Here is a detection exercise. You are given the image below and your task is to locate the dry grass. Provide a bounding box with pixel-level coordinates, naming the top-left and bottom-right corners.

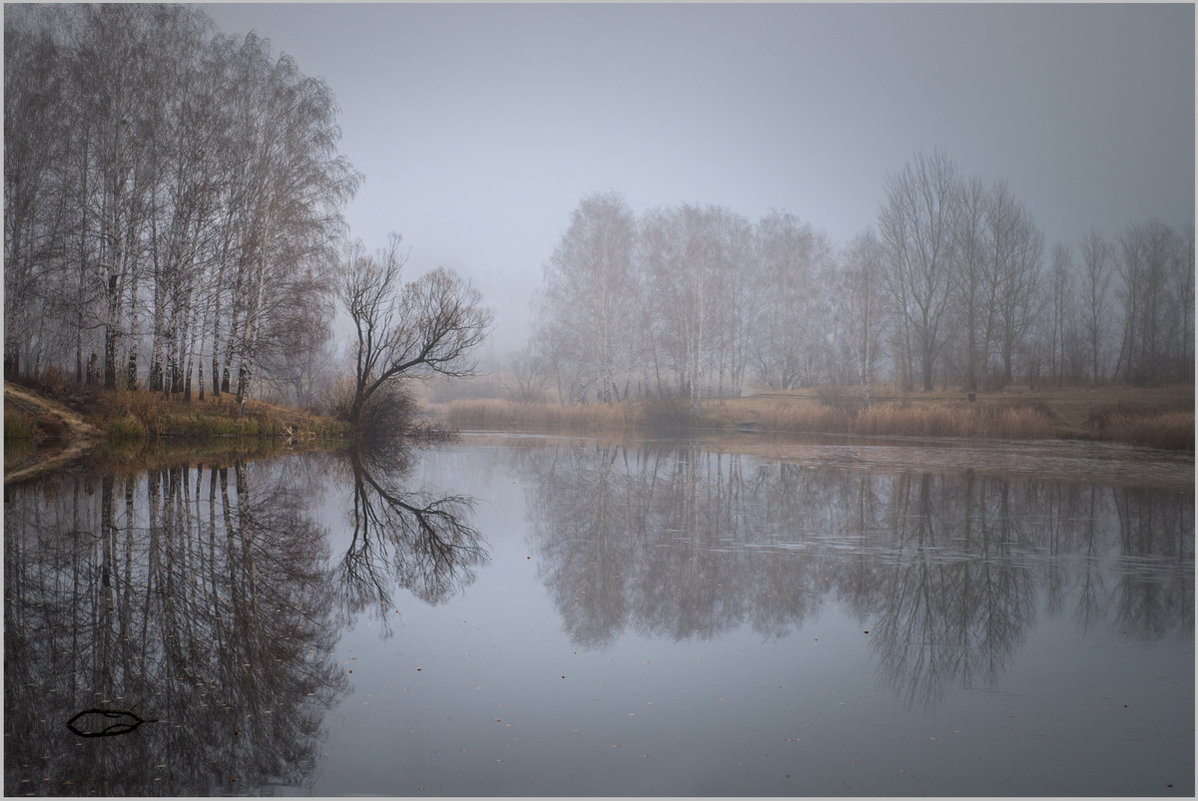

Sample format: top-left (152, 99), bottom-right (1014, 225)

top-left (441, 398), bottom-right (643, 431)
top-left (433, 383), bottom-right (1194, 451)
top-left (1092, 411), bottom-right (1194, 451)
top-left (84, 388), bottom-right (348, 440)
top-left (4, 407), bottom-right (37, 442)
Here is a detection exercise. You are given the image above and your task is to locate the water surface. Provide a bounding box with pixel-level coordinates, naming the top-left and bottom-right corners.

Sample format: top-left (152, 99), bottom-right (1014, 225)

top-left (4, 434), bottom-right (1193, 796)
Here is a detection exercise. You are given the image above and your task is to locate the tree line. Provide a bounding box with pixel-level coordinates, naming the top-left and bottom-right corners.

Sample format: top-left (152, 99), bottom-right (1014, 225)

top-left (525, 153), bottom-right (1193, 408)
top-left (4, 5), bottom-right (362, 411)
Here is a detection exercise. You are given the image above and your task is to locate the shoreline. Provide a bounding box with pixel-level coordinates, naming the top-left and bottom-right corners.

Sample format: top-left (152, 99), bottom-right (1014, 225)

top-left (5, 381), bottom-right (1194, 484)
top-left (436, 384), bottom-right (1195, 452)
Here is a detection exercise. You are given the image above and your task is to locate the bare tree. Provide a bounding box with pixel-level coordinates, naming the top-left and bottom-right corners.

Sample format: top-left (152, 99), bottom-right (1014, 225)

top-left (501, 344), bottom-right (550, 403)
top-left (1046, 243), bottom-right (1075, 385)
top-left (3, 11), bottom-right (70, 380)
top-left (228, 45), bottom-right (360, 413)
top-left (1173, 225), bottom-right (1195, 383)
top-left (1079, 229), bottom-right (1113, 383)
top-left (749, 211), bottom-right (833, 390)
top-left (638, 204), bottom-right (752, 410)
top-left (538, 191), bottom-right (638, 403)
top-left (339, 235), bottom-right (493, 431)
top-left (1114, 221), bottom-right (1177, 384)
top-left (835, 229), bottom-right (889, 405)
top-left (986, 180), bottom-right (1043, 386)
top-left (944, 175), bottom-right (992, 392)
top-left (878, 149), bottom-right (960, 391)
top-left (4, 6), bottom-right (357, 408)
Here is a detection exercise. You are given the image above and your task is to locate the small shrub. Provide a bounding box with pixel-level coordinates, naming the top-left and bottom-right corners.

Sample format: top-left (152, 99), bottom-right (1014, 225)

top-left (642, 396), bottom-right (693, 434)
top-left (105, 414), bottom-right (147, 441)
top-left (34, 413), bottom-right (69, 441)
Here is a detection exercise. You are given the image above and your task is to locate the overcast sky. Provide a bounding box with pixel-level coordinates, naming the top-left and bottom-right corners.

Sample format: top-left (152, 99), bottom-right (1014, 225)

top-left (200, 2), bottom-right (1195, 355)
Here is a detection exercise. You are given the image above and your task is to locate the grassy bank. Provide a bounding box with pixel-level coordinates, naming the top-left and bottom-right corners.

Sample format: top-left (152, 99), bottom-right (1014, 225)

top-left (86, 386), bottom-right (348, 441)
top-left (437, 383), bottom-right (1195, 451)
top-left (4, 380), bottom-right (350, 482)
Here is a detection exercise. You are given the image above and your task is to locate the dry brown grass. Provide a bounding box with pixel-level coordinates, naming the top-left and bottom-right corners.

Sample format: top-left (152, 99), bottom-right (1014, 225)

top-left (433, 383), bottom-right (1194, 450)
top-left (441, 398), bottom-right (643, 431)
top-left (86, 387), bottom-right (347, 440)
top-left (1092, 411), bottom-right (1194, 451)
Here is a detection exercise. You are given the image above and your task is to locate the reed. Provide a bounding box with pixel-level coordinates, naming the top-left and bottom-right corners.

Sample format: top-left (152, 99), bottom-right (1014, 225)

top-left (1095, 411), bottom-right (1194, 451)
top-left (442, 398), bottom-right (643, 431)
top-left (437, 394), bottom-right (1170, 446)
top-left (982, 407), bottom-right (1055, 440)
top-left (751, 403), bottom-right (854, 434)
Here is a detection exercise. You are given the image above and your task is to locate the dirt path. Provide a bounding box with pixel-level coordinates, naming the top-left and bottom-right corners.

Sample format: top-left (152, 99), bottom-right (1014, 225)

top-left (4, 382), bottom-right (104, 484)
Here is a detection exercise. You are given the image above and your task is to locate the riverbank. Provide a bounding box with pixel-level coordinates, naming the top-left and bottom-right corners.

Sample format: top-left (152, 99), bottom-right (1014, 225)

top-left (437, 383), bottom-right (1195, 451)
top-left (6, 381), bottom-right (1192, 485)
top-left (4, 380), bottom-right (348, 483)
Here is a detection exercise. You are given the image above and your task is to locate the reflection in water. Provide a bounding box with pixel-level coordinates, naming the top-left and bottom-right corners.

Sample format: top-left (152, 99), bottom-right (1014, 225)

top-left (3, 444), bottom-right (486, 795)
top-left (337, 445), bottom-right (489, 618)
top-left (4, 438), bottom-right (1190, 794)
top-left (524, 441), bottom-right (1194, 708)
top-left (4, 459), bottom-right (343, 795)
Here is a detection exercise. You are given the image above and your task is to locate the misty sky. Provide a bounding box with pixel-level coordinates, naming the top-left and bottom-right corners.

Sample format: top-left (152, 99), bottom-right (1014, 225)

top-left (200, 2), bottom-right (1195, 355)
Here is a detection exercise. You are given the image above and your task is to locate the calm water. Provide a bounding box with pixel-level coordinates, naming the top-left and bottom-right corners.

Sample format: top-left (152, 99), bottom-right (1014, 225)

top-left (4, 434), bottom-right (1193, 796)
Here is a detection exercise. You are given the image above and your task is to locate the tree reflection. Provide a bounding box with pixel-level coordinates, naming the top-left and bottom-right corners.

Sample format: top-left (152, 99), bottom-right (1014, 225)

top-left (522, 441), bottom-right (1194, 707)
top-left (4, 458), bottom-right (343, 795)
top-left (1112, 486), bottom-right (1195, 637)
top-left (871, 471), bottom-right (1036, 709)
top-left (337, 443), bottom-right (488, 618)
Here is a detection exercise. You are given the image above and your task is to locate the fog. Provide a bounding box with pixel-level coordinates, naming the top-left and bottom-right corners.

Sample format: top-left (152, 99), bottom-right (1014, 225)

top-left (201, 3), bottom-right (1195, 355)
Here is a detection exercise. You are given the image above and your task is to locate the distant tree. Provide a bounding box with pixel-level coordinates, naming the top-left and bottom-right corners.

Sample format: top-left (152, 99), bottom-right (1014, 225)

top-left (878, 149), bottom-right (960, 391)
top-left (339, 235), bottom-right (493, 432)
top-left (1045, 243), bottom-right (1075, 385)
top-left (1173, 225), bottom-right (1195, 382)
top-left (501, 344), bottom-right (550, 403)
top-left (538, 191), bottom-right (638, 403)
top-left (639, 204), bottom-right (752, 410)
top-left (835, 229), bottom-right (888, 404)
top-left (1079, 229), bottom-right (1113, 383)
top-left (949, 175), bottom-right (990, 393)
top-left (749, 211), bottom-right (832, 390)
top-left (1114, 221), bottom-right (1177, 384)
top-left (986, 180), bottom-right (1043, 387)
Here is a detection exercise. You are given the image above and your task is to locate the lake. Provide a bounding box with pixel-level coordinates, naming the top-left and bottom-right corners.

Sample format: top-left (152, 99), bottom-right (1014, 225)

top-left (4, 433), bottom-right (1193, 796)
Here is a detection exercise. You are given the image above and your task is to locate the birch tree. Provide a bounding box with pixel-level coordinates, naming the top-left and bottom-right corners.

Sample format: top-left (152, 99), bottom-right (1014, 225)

top-left (227, 43), bottom-right (360, 414)
top-left (537, 192), bottom-right (638, 403)
top-left (748, 211), bottom-right (831, 390)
